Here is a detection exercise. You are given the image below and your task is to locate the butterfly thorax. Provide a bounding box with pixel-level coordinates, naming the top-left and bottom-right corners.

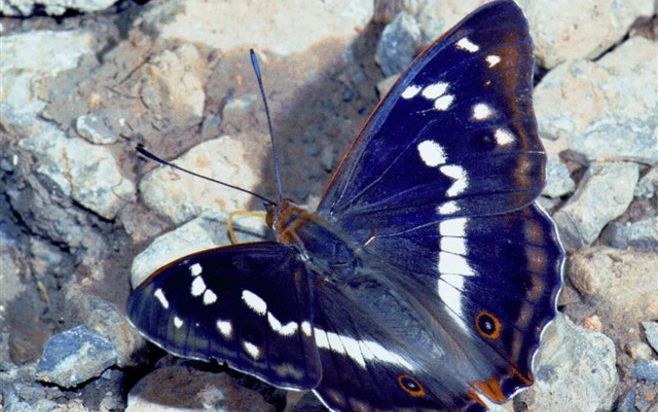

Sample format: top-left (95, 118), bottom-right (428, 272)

top-left (267, 200), bottom-right (361, 279)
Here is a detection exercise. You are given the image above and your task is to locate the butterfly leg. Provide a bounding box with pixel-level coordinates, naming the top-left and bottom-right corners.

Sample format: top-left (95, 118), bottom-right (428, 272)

top-left (226, 210), bottom-right (267, 244)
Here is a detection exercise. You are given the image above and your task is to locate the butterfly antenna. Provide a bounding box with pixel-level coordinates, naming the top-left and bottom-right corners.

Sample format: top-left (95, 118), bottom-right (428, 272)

top-left (136, 144), bottom-right (276, 206)
top-left (250, 49), bottom-right (283, 203)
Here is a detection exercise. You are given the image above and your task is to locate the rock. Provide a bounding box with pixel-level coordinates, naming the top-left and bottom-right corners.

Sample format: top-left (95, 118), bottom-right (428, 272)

top-left (139, 135), bottom-right (270, 225)
top-left (534, 37), bottom-right (658, 163)
top-left (517, 0), bottom-right (654, 68)
top-left (633, 360), bottom-right (658, 383)
top-left (142, 44), bottom-right (207, 121)
top-left (635, 165), bottom-right (658, 199)
top-left (514, 314), bottom-right (618, 412)
top-left (376, 74), bottom-right (399, 97)
top-left (602, 216), bottom-right (658, 252)
top-left (126, 366), bottom-right (275, 412)
top-left (19, 126), bottom-right (136, 220)
top-left (75, 113), bottom-right (120, 145)
top-left (552, 162), bottom-right (639, 250)
top-left (406, 0), bottom-right (490, 45)
top-left (141, 0), bottom-right (373, 56)
top-left (617, 389), bottom-right (637, 412)
top-left (626, 341), bottom-right (654, 361)
top-left (0, 0), bottom-right (116, 16)
top-left (0, 30), bottom-right (94, 133)
top-left (643, 321), bottom-right (658, 354)
top-left (568, 247), bottom-right (658, 324)
top-left (542, 156), bottom-right (575, 198)
top-left (65, 286), bottom-right (145, 368)
top-left (375, 12), bottom-right (422, 76)
top-left (130, 211), bottom-right (267, 288)
top-left (36, 325), bottom-right (117, 388)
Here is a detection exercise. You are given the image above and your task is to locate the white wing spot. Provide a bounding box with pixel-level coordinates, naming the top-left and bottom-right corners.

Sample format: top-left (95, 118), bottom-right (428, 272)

top-left (191, 276), bottom-right (206, 297)
top-left (437, 275), bottom-right (468, 332)
top-left (241, 290), bottom-right (267, 315)
top-left (486, 55), bottom-right (501, 68)
top-left (417, 140), bottom-right (446, 167)
top-left (439, 217), bottom-right (468, 237)
top-left (401, 85), bottom-right (421, 99)
top-left (189, 263), bottom-right (202, 277)
top-left (456, 37), bottom-right (479, 53)
top-left (173, 316), bottom-right (183, 328)
top-left (437, 201), bottom-right (460, 215)
top-left (495, 128), bottom-right (515, 146)
top-left (421, 82), bottom-right (449, 99)
top-left (216, 319), bottom-right (232, 338)
top-left (154, 288), bottom-right (169, 309)
top-left (243, 341), bottom-right (260, 359)
top-left (434, 94), bottom-right (454, 111)
top-left (441, 237), bottom-right (467, 255)
top-left (440, 165), bottom-right (469, 197)
top-left (268, 312), bottom-right (299, 336)
top-left (438, 251), bottom-right (476, 276)
top-left (472, 103), bottom-right (493, 120)
top-left (202, 289), bottom-right (217, 305)
top-left (301, 321), bottom-right (312, 336)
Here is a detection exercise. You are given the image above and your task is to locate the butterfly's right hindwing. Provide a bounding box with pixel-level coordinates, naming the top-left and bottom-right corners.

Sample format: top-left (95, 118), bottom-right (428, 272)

top-left (127, 241), bottom-right (321, 390)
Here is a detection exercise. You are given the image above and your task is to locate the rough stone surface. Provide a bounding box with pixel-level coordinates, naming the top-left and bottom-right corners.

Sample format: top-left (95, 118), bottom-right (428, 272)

top-left (130, 211), bottom-right (267, 288)
top-left (139, 136), bottom-right (269, 225)
top-left (19, 127), bottom-right (136, 220)
top-left (375, 11), bottom-right (422, 76)
top-left (126, 366), bottom-right (275, 412)
top-left (568, 247), bottom-right (658, 324)
top-left (141, 0), bottom-right (374, 56)
top-left (534, 37), bottom-right (658, 163)
top-left (515, 314), bottom-right (619, 412)
top-left (36, 325), bottom-right (117, 388)
top-left (602, 216), bottom-right (658, 252)
top-left (643, 321), bottom-right (658, 354)
top-left (0, 0), bottom-right (116, 15)
top-left (553, 162), bottom-right (639, 250)
top-left (634, 360), bottom-right (658, 383)
top-left (542, 156), bottom-right (575, 198)
top-left (0, 30), bottom-right (95, 133)
top-left (517, 0), bottom-right (655, 68)
top-left (635, 165), bottom-right (658, 199)
top-left (75, 113), bottom-right (120, 145)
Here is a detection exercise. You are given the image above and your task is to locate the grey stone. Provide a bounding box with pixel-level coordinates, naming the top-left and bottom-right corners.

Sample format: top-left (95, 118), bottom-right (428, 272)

top-left (553, 162), bottom-right (639, 250)
top-left (643, 321), bottom-right (658, 354)
top-left (19, 126), bottom-right (136, 220)
top-left (617, 389), bottom-right (637, 412)
top-left (515, 314), bottom-right (618, 412)
top-left (542, 156), bottom-right (575, 198)
top-left (375, 12), bottom-right (422, 76)
top-left (602, 216), bottom-right (658, 252)
top-left (130, 211), bottom-right (267, 288)
top-left (126, 366), bottom-right (274, 412)
top-left (0, 0), bottom-right (116, 16)
top-left (376, 74), bottom-right (399, 97)
top-left (534, 37), bottom-right (658, 163)
top-left (140, 0), bottom-right (373, 56)
top-left (517, 0), bottom-right (655, 68)
top-left (75, 113), bottom-right (119, 145)
top-left (568, 247), bottom-right (658, 325)
top-left (139, 136), bottom-right (270, 224)
top-left (36, 325), bottom-right (117, 388)
top-left (633, 360), bottom-right (658, 383)
top-left (635, 165), bottom-right (658, 199)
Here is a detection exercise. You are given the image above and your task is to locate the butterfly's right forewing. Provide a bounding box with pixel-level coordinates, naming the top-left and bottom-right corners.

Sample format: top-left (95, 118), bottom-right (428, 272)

top-left (127, 241), bottom-right (321, 390)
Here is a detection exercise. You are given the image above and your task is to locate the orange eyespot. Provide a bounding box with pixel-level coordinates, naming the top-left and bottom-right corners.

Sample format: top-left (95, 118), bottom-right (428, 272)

top-left (475, 311), bottom-right (501, 339)
top-left (397, 374), bottom-right (426, 398)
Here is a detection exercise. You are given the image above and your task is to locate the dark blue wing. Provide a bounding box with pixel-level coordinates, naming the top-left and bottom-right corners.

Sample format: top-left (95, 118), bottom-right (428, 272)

top-left (127, 242), bottom-right (321, 390)
top-left (317, 0), bottom-right (544, 238)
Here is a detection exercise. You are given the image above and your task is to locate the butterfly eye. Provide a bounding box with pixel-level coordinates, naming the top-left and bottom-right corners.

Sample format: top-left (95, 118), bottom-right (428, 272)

top-left (475, 311), bottom-right (502, 339)
top-left (397, 374), bottom-right (426, 398)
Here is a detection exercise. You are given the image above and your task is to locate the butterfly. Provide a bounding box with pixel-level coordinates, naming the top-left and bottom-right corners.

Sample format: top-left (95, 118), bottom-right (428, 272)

top-left (128, 1), bottom-right (564, 410)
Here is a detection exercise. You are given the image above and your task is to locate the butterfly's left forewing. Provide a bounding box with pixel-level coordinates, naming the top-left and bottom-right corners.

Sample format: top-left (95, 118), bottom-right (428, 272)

top-left (127, 242), bottom-right (322, 390)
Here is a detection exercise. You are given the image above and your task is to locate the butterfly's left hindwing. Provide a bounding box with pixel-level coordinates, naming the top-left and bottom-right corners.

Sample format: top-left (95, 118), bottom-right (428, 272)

top-left (127, 242), bottom-right (322, 390)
